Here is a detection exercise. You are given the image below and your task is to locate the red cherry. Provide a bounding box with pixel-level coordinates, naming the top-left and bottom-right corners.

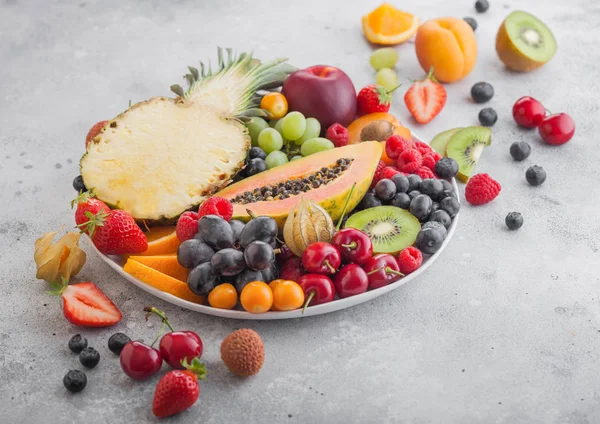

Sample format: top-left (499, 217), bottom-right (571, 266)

top-left (297, 274), bottom-right (335, 309)
top-left (159, 331), bottom-right (203, 370)
top-left (331, 228), bottom-right (373, 265)
top-left (334, 264), bottom-right (369, 298)
top-left (301, 242), bottom-right (341, 274)
top-left (538, 113), bottom-right (575, 145)
top-left (512, 96), bottom-right (546, 128)
top-left (120, 341), bottom-right (162, 380)
top-left (279, 257), bottom-right (305, 282)
top-left (362, 254), bottom-right (404, 290)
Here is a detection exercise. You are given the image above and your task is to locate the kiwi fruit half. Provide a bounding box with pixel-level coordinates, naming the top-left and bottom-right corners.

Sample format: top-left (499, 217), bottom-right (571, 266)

top-left (430, 128), bottom-right (462, 155)
top-left (445, 126), bottom-right (491, 182)
top-left (496, 10), bottom-right (557, 72)
top-left (345, 206), bottom-right (420, 254)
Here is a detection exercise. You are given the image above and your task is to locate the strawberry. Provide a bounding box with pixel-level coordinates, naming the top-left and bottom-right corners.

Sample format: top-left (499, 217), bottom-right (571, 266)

top-left (85, 120), bottom-right (108, 148)
top-left (404, 67), bottom-right (447, 124)
top-left (81, 210), bottom-right (148, 255)
top-left (153, 357), bottom-right (207, 418)
top-left (357, 84), bottom-right (400, 116)
top-left (47, 277), bottom-right (122, 327)
top-left (71, 191), bottom-right (109, 235)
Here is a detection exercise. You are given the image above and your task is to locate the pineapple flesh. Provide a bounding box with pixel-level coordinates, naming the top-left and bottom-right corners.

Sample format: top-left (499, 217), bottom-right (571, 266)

top-left (80, 49), bottom-right (294, 222)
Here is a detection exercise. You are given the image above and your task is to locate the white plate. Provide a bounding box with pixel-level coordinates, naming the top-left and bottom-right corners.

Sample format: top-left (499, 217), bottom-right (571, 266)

top-left (91, 139), bottom-right (460, 320)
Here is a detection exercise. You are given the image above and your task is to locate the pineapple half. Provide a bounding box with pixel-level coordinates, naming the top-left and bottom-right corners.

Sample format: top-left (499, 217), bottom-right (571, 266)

top-left (80, 48), bottom-right (295, 223)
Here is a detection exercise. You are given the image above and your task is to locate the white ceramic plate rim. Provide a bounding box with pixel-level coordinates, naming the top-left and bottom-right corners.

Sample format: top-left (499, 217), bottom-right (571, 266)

top-left (91, 138), bottom-right (459, 320)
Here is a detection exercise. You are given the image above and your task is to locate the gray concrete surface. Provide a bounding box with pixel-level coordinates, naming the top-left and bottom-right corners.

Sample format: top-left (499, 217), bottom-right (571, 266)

top-left (1, 0), bottom-right (599, 422)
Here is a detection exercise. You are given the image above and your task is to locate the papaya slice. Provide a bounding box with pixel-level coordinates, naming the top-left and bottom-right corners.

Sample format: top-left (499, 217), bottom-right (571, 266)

top-left (138, 226), bottom-right (180, 256)
top-left (215, 142), bottom-right (383, 228)
top-left (127, 254), bottom-right (189, 282)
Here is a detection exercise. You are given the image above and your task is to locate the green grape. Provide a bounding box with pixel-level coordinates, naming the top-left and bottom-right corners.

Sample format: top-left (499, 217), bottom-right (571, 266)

top-left (290, 155), bottom-right (304, 161)
top-left (246, 117), bottom-right (269, 146)
top-left (258, 128), bottom-right (283, 154)
top-left (269, 118), bottom-right (280, 128)
top-left (273, 118), bottom-right (289, 145)
top-left (300, 138), bottom-right (335, 157)
top-left (281, 112), bottom-right (306, 141)
top-left (370, 48), bottom-right (398, 71)
top-left (265, 151), bottom-right (289, 169)
top-left (376, 68), bottom-right (399, 91)
top-left (295, 117), bottom-right (321, 146)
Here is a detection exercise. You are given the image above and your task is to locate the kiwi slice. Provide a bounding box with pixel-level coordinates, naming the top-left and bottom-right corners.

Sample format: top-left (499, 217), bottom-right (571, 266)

top-left (496, 10), bottom-right (557, 72)
top-left (445, 126), bottom-right (491, 183)
top-left (430, 128), bottom-right (462, 155)
top-left (345, 206), bottom-right (420, 254)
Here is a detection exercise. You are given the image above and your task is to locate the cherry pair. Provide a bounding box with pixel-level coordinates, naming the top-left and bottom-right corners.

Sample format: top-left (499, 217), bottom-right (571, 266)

top-left (512, 97), bottom-right (575, 145)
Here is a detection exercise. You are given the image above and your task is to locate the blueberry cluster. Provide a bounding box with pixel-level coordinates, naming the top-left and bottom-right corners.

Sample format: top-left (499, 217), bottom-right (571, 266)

top-left (361, 174), bottom-right (460, 255)
top-left (177, 215), bottom-right (279, 296)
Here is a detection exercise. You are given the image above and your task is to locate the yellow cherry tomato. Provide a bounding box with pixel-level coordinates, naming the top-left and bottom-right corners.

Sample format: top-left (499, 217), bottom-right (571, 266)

top-left (272, 280), bottom-right (305, 311)
top-left (260, 92), bottom-right (288, 119)
top-left (240, 281), bottom-right (273, 314)
top-left (208, 283), bottom-right (238, 310)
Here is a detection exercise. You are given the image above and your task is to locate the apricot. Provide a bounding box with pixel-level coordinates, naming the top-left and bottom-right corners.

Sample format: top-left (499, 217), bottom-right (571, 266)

top-left (415, 18), bottom-right (477, 83)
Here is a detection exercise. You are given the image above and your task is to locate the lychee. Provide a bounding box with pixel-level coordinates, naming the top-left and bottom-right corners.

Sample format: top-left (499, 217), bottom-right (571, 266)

top-left (220, 328), bottom-right (264, 377)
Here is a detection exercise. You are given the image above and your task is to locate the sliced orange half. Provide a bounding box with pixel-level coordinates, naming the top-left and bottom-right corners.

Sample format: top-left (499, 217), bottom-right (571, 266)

top-left (138, 226), bottom-right (181, 256)
top-left (362, 3), bottom-right (420, 45)
top-left (127, 254), bottom-right (189, 282)
top-left (123, 258), bottom-right (204, 304)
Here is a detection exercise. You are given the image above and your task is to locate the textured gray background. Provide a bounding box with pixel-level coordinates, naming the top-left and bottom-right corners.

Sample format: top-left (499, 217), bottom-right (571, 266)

top-left (1, 0), bottom-right (599, 423)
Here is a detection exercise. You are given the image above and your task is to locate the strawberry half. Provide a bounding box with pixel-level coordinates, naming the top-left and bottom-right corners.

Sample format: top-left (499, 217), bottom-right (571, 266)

top-left (80, 209), bottom-right (148, 255)
top-left (357, 84), bottom-right (400, 116)
top-left (47, 278), bottom-right (122, 327)
top-left (404, 67), bottom-right (447, 124)
top-left (153, 358), bottom-right (207, 418)
top-left (85, 120), bottom-right (108, 148)
top-left (72, 190), bottom-right (109, 234)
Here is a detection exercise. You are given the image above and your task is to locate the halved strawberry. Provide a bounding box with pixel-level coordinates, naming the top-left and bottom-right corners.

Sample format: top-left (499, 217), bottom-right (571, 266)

top-left (85, 120), bottom-right (108, 148)
top-left (404, 67), bottom-right (447, 124)
top-left (47, 278), bottom-right (122, 327)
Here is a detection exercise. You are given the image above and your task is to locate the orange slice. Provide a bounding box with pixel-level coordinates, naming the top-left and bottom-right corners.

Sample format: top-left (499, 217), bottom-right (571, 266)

top-left (138, 226), bottom-right (181, 256)
top-left (127, 254), bottom-right (189, 282)
top-left (123, 259), bottom-right (204, 304)
top-left (362, 3), bottom-right (420, 45)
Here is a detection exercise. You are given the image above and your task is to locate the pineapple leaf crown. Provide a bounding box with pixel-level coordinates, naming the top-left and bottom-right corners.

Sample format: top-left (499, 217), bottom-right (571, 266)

top-left (170, 47), bottom-right (296, 120)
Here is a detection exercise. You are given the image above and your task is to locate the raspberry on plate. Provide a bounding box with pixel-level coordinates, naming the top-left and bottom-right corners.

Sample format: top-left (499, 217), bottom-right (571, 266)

top-left (413, 166), bottom-right (435, 179)
top-left (198, 197), bottom-right (233, 221)
top-left (397, 246), bottom-right (423, 275)
top-left (325, 123), bottom-right (349, 148)
top-left (397, 149), bottom-right (422, 173)
top-left (176, 211), bottom-right (200, 241)
top-left (412, 140), bottom-right (433, 156)
top-left (380, 166), bottom-right (400, 180)
top-left (421, 152), bottom-right (442, 171)
top-left (465, 173), bottom-right (501, 205)
top-left (385, 135), bottom-right (410, 159)
top-left (370, 160), bottom-right (388, 189)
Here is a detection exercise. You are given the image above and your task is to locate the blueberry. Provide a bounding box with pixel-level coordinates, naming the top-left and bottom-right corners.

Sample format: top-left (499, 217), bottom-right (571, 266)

top-left (198, 215), bottom-right (234, 249)
top-left (235, 269), bottom-right (264, 293)
top-left (244, 241), bottom-right (275, 271)
top-left (429, 209), bottom-right (452, 229)
top-left (510, 141), bottom-right (531, 161)
top-left (464, 17), bottom-right (478, 31)
top-left (229, 220), bottom-right (246, 244)
top-left (389, 192), bottom-right (411, 209)
top-left (211, 248), bottom-right (246, 276)
top-left (408, 190), bottom-right (421, 200)
top-left (72, 175), bottom-right (86, 192)
top-left (63, 370), bottom-right (87, 393)
top-left (360, 193), bottom-right (382, 209)
top-left (177, 239), bottom-right (215, 269)
top-left (475, 0), bottom-right (489, 13)
top-left (434, 157), bottom-right (459, 180)
top-left (108, 333), bottom-right (131, 355)
top-left (505, 212), bottom-right (524, 230)
top-left (187, 262), bottom-right (218, 296)
top-left (440, 180), bottom-right (454, 192)
top-left (68, 334), bottom-right (88, 354)
top-left (391, 174), bottom-right (410, 193)
top-left (261, 264), bottom-right (279, 283)
top-left (415, 228), bottom-right (444, 255)
top-left (440, 197), bottom-right (460, 218)
top-left (375, 179), bottom-right (397, 201)
top-left (525, 165), bottom-right (546, 186)
top-left (479, 107), bottom-right (498, 127)
top-left (238, 216), bottom-right (278, 248)
top-left (249, 146), bottom-right (267, 160)
top-left (419, 179), bottom-right (444, 200)
top-left (407, 174), bottom-right (422, 191)
top-left (245, 158), bottom-right (267, 177)
top-left (79, 347), bottom-right (100, 369)
top-left (409, 194), bottom-right (433, 222)
top-left (471, 82), bottom-right (494, 103)
top-left (422, 221), bottom-right (448, 240)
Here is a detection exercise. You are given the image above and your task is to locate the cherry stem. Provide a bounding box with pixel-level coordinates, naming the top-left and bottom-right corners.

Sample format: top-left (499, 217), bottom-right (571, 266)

top-left (150, 321), bottom-right (166, 348)
top-left (324, 260), bottom-right (336, 274)
top-left (273, 248), bottom-right (281, 255)
top-left (302, 291), bottom-right (315, 314)
top-left (144, 306), bottom-right (176, 332)
top-left (341, 242), bottom-right (357, 250)
top-left (385, 267), bottom-right (404, 277)
top-left (366, 267), bottom-right (383, 276)
top-left (336, 182), bottom-right (357, 231)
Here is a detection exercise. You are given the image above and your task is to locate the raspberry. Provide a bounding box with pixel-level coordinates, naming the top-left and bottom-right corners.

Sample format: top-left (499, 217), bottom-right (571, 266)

top-left (85, 120), bottom-right (108, 148)
top-left (325, 123), bottom-right (349, 148)
top-left (380, 166), bottom-right (400, 180)
top-left (198, 197), bottom-right (233, 221)
top-left (397, 149), bottom-right (422, 173)
top-left (421, 152), bottom-right (442, 171)
top-left (370, 160), bottom-right (388, 189)
top-left (413, 166), bottom-right (436, 179)
top-left (176, 211), bottom-right (199, 241)
top-left (465, 173), bottom-right (501, 205)
top-left (385, 135), bottom-right (410, 159)
top-left (412, 140), bottom-right (433, 156)
top-left (397, 246), bottom-right (423, 275)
